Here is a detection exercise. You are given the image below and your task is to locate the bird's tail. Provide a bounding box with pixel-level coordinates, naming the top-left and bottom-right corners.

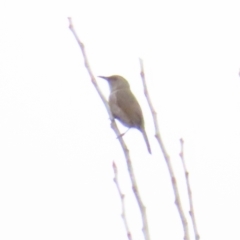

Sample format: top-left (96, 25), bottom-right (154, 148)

top-left (142, 129), bottom-right (152, 154)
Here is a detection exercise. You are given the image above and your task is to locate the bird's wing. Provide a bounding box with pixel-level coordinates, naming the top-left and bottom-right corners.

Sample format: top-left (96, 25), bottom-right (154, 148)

top-left (109, 89), bottom-right (144, 129)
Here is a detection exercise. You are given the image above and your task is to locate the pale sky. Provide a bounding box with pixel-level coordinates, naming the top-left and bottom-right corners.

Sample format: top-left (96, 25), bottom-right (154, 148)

top-left (1, 0), bottom-right (240, 239)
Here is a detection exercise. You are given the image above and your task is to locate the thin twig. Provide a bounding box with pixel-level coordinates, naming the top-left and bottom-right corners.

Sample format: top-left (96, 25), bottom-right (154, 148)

top-left (139, 59), bottom-right (190, 240)
top-left (113, 161), bottom-right (133, 240)
top-left (68, 18), bottom-right (111, 116)
top-left (180, 138), bottom-right (200, 240)
top-left (68, 18), bottom-right (150, 240)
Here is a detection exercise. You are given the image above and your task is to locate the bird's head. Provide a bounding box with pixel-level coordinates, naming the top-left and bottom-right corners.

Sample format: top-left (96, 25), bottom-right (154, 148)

top-left (98, 75), bottom-right (130, 92)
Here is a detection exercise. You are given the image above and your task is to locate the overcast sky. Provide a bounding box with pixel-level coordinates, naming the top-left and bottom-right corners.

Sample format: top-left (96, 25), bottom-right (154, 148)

top-left (1, 0), bottom-right (240, 239)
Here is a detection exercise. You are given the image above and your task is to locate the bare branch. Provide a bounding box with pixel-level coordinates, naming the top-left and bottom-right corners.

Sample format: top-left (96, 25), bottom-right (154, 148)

top-left (139, 59), bottom-right (190, 240)
top-left (180, 138), bottom-right (200, 240)
top-left (113, 161), bottom-right (133, 240)
top-left (68, 18), bottom-right (150, 240)
top-left (68, 18), bottom-right (111, 116)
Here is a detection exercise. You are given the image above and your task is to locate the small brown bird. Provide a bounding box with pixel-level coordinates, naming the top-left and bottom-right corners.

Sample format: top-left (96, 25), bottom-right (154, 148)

top-left (99, 75), bottom-right (151, 154)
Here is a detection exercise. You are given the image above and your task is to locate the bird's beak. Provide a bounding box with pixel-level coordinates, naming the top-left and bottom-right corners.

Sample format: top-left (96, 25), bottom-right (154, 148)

top-left (98, 76), bottom-right (109, 80)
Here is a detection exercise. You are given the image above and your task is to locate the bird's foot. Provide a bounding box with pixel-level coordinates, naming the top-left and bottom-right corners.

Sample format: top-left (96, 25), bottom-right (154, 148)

top-left (116, 132), bottom-right (125, 139)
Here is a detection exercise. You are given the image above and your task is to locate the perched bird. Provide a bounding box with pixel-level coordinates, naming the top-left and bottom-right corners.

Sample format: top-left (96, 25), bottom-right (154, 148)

top-left (98, 75), bottom-right (151, 154)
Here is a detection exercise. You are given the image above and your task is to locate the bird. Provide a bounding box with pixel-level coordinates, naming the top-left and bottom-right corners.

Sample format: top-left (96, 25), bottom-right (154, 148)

top-left (98, 75), bottom-right (151, 154)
